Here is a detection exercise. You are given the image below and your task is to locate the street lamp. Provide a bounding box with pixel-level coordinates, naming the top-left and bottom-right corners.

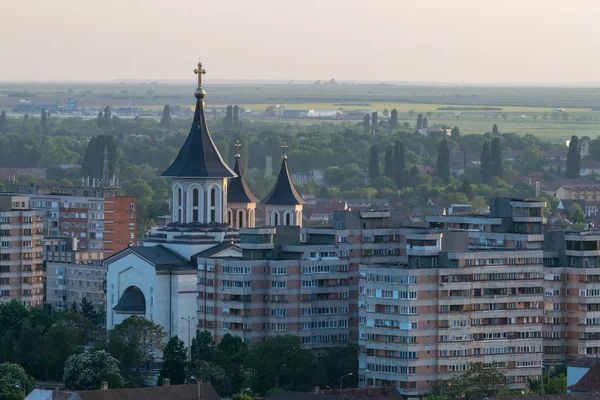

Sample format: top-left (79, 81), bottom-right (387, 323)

top-left (181, 316), bottom-right (195, 363)
top-left (340, 372), bottom-right (353, 390)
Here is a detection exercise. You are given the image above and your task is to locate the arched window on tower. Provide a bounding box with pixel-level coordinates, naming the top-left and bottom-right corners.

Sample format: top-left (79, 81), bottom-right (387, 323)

top-left (177, 187), bottom-right (183, 222)
top-left (192, 188), bottom-right (199, 222)
top-left (238, 210), bottom-right (244, 229)
top-left (273, 211), bottom-right (280, 226)
top-left (210, 188), bottom-right (217, 222)
top-left (285, 212), bottom-right (292, 226)
top-left (227, 209), bottom-right (233, 226)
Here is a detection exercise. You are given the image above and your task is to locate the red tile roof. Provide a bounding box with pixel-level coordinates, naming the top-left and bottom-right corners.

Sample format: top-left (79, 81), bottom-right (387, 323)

top-left (569, 364), bottom-right (600, 392)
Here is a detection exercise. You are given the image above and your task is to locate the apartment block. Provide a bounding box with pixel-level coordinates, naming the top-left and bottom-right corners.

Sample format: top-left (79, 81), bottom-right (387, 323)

top-left (0, 195), bottom-right (45, 307)
top-left (44, 237), bottom-right (105, 311)
top-left (195, 211), bottom-right (422, 353)
top-left (358, 199), bottom-right (547, 398)
top-left (9, 185), bottom-right (136, 254)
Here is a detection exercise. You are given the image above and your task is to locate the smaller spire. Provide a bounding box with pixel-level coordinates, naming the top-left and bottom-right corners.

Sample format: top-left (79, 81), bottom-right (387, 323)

top-left (281, 141), bottom-right (288, 161)
top-left (193, 60), bottom-right (207, 99)
top-left (234, 140), bottom-right (241, 159)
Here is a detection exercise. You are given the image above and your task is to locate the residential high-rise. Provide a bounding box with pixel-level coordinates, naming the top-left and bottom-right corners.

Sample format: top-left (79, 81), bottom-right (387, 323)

top-left (8, 185), bottom-right (136, 255)
top-left (0, 194), bottom-right (45, 307)
top-left (44, 236), bottom-right (105, 311)
top-left (358, 199), bottom-right (546, 397)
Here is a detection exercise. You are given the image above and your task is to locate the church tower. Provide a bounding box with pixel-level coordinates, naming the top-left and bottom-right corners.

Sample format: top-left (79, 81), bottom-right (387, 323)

top-left (262, 142), bottom-right (306, 226)
top-left (227, 141), bottom-right (259, 228)
top-left (162, 62), bottom-right (236, 224)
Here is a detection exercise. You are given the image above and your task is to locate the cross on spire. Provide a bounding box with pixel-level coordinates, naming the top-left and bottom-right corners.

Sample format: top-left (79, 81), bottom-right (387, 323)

top-left (234, 140), bottom-right (241, 159)
top-left (281, 141), bottom-right (288, 160)
top-left (194, 61), bottom-right (206, 88)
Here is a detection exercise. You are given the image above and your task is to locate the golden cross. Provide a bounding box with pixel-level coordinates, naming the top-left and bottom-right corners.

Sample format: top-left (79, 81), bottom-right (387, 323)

top-left (194, 61), bottom-right (206, 88)
top-left (281, 141), bottom-right (288, 159)
top-left (234, 140), bottom-right (241, 159)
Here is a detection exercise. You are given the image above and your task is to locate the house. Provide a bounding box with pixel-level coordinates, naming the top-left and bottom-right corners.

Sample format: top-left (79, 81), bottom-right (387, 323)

top-left (567, 358), bottom-right (599, 393)
top-left (568, 363), bottom-right (600, 393)
top-left (25, 383), bottom-right (220, 400)
top-left (580, 160), bottom-right (600, 176)
top-left (264, 387), bottom-right (403, 400)
top-left (305, 200), bottom-right (348, 222)
top-left (555, 184), bottom-right (600, 201)
top-left (557, 199), bottom-right (600, 218)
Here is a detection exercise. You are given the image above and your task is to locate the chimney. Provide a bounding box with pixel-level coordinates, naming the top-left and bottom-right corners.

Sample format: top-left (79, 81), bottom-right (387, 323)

top-left (313, 386), bottom-right (320, 394)
top-left (163, 378), bottom-right (170, 386)
top-left (101, 382), bottom-right (108, 390)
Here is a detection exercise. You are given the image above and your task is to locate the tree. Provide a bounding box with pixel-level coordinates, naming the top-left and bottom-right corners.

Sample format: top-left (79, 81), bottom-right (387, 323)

top-left (40, 109), bottom-right (48, 133)
top-left (223, 105), bottom-right (233, 130)
top-left (371, 112), bottom-right (378, 134)
top-left (160, 105), bottom-right (171, 128)
top-left (63, 350), bottom-right (122, 391)
top-left (394, 141), bottom-right (406, 188)
top-left (462, 362), bottom-right (506, 397)
top-left (382, 109), bottom-right (389, 118)
top-left (158, 336), bottom-right (187, 385)
top-left (0, 363), bottom-right (35, 399)
top-left (0, 110), bottom-right (7, 132)
top-left (233, 105), bottom-right (242, 132)
top-left (416, 113), bottom-right (423, 130)
top-left (189, 360), bottom-right (230, 396)
top-left (368, 145), bottom-right (379, 181)
top-left (384, 145), bottom-right (394, 179)
top-left (492, 123), bottom-right (499, 134)
top-left (362, 114), bottom-right (370, 135)
top-left (422, 117), bottom-right (428, 130)
top-left (390, 109), bottom-right (398, 129)
top-left (436, 139), bottom-right (450, 184)
top-left (566, 135), bottom-right (581, 178)
top-left (323, 167), bottom-right (344, 185)
top-left (103, 106), bottom-right (112, 128)
top-left (97, 111), bottom-right (103, 127)
top-left (567, 203), bottom-right (586, 224)
top-left (459, 178), bottom-right (472, 198)
top-left (81, 134), bottom-right (118, 181)
top-left (320, 345), bottom-right (357, 390)
top-left (244, 335), bottom-right (323, 395)
top-left (108, 316), bottom-right (166, 377)
top-left (490, 137), bottom-right (503, 178)
top-left (480, 140), bottom-right (492, 183)
top-left (451, 126), bottom-right (460, 139)
top-left (191, 330), bottom-right (216, 362)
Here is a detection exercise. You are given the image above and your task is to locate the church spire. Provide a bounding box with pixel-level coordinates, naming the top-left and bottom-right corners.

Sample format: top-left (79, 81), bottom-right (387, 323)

top-left (162, 61), bottom-right (236, 179)
top-left (228, 141), bottom-right (259, 204)
top-left (262, 141), bottom-right (306, 206)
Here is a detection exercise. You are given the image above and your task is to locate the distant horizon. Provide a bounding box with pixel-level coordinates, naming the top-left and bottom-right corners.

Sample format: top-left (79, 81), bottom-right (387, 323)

top-left (2, 0), bottom-right (600, 84)
top-left (4, 79), bottom-right (600, 88)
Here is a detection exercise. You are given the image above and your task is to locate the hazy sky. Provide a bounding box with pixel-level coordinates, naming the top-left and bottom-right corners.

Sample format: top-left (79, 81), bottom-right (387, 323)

top-left (2, 0), bottom-right (599, 83)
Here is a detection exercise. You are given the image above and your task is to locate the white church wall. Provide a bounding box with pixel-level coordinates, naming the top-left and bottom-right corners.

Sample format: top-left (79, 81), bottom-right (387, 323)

top-left (174, 274), bottom-right (199, 346)
top-left (107, 253), bottom-right (156, 330)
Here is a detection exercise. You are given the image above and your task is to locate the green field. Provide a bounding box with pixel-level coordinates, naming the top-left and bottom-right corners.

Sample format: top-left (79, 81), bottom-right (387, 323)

top-left (2, 81), bottom-right (600, 141)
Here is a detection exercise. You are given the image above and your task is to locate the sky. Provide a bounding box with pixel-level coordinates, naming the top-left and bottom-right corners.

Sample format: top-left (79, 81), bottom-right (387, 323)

top-left (2, 0), bottom-right (600, 83)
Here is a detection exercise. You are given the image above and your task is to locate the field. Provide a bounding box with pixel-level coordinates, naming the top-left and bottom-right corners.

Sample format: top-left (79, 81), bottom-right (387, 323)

top-left (1, 81), bottom-right (600, 141)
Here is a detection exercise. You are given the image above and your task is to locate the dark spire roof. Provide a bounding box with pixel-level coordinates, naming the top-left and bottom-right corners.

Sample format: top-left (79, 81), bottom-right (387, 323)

top-left (228, 152), bottom-right (259, 204)
top-left (113, 286), bottom-right (146, 314)
top-left (162, 64), bottom-right (236, 179)
top-left (262, 158), bottom-right (306, 205)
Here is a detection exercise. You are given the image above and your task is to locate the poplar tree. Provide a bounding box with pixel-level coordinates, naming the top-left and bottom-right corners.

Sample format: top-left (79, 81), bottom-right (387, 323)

top-left (384, 145), bottom-right (395, 179)
top-left (160, 105), bottom-right (172, 128)
top-left (363, 114), bottom-right (370, 135)
top-left (394, 141), bottom-right (406, 188)
top-left (491, 137), bottom-right (503, 178)
top-left (416, 114), bottom-right (423, 130)
top-left (390, 109), bottom-right (398, 129)
top-left (480, 140), bottom-right (492, 183)
top-left (566, 135), bottom-right (581, 178)
top-left (436, 139), bottom-right (450, 184)
top-left (368, 145), bottom-right (379, 181)
top-left (371, 112), bottom-right (378, 134)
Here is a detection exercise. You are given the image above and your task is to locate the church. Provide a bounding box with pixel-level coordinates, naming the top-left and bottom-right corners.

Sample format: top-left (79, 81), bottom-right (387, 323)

top-left (104, 62), bottom-right (311, 345)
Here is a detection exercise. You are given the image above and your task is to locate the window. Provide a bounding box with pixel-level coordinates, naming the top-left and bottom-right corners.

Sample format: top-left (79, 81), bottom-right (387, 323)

top-left (210, 188), bottom-right (217, 222)
top-left (238, 210), bottom-right (244, 228)
top-left (129, 203), bottom-right (135, 210)
top-left (192, 188), bottom-right (199, 222)
top-left (271, 281), bottom-right (287, 288)
top-left (1, 241), bottom-right (9, 248)
top-left (285, 212), bottom-right (292, 226)
top-left (129, 223), bottom-right (135, 230)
